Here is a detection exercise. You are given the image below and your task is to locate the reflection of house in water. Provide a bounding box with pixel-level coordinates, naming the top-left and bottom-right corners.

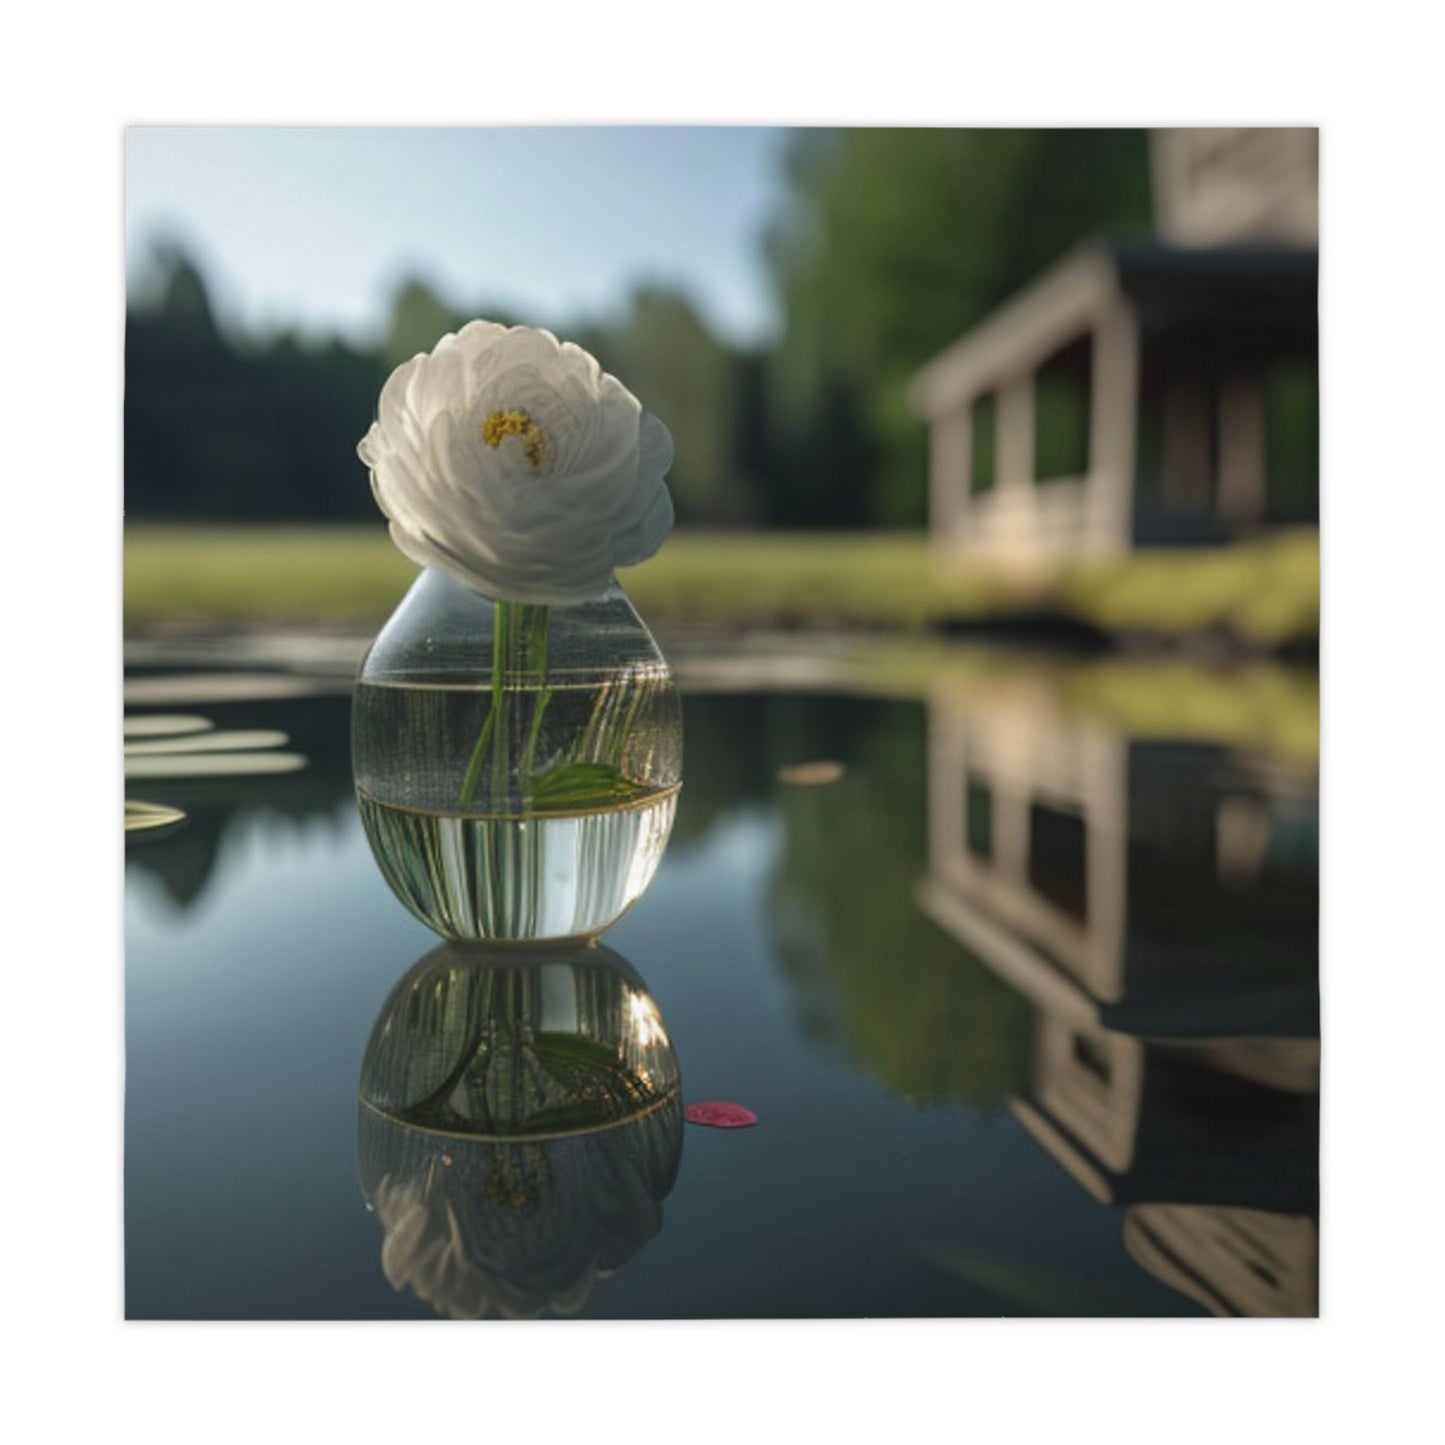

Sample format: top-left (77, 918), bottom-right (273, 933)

top-left (1002, 1011), bottom-right (1319, 1317)
top-left (910, 128), bottom-right (1318, 561)
top-left (921, 689), bottom-right (1317, 1034)
top-left (1124, 1204), bottom-right (1316, 1320)
top-left (918, 688), bottom-right (1319, 1316)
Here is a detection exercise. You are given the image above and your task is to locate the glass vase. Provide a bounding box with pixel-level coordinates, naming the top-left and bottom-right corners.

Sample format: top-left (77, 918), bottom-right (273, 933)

top-left (353, 568), bottom-right (682, 942)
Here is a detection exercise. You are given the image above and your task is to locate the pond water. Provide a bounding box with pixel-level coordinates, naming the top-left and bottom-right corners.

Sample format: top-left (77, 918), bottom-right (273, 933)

top-left (124, 642), bottom-right (1319, 1319)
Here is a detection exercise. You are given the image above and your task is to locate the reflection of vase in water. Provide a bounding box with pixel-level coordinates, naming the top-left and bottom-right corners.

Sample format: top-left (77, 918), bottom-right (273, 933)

top-left (353, 568), bottom-right (682, 941)
top-left (357, 941), bottom-right (683, 1319)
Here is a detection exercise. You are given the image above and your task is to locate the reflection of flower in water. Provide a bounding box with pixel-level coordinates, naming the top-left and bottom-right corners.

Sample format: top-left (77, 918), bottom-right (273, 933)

top-left (358, 941), bottom-right (682, 1319)
top-left (363, 1099), bottom-right (681, 1320)
top-left (375, 1176), bottom-right (475, 1317)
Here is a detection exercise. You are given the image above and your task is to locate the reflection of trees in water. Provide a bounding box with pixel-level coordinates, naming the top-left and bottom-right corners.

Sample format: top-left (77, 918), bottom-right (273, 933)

top-left (128, 807), bottom-right (230, 911)
top-left (663, 692), bottom-right (1031, 1111)
top-left (671, 692), bottom-right (858, 848)
top-left (124, 692), bottom-right (356, 912)
top-left (764, 700), bottom-right (1031, 1112)
top-left (667, 693), bottom-right (865, 846)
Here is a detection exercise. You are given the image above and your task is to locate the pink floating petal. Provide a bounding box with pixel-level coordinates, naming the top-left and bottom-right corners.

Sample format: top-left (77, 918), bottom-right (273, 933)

top-left (685, 1101), bottom-right (758, 1129)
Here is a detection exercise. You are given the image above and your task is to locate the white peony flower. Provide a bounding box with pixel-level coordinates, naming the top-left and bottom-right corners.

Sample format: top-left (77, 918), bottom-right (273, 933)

top-left (358, 321), bottom-right (675, 605)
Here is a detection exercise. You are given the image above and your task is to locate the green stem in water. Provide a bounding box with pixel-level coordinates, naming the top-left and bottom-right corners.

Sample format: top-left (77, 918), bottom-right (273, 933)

top-left (489, 602), bottom-right (516, 810)
top-left (520, 609), bottom-right (552, 801)
top-left (458, 603), bottom-right (509, 809)
top-left (458, 600), bottom-right (552, 812)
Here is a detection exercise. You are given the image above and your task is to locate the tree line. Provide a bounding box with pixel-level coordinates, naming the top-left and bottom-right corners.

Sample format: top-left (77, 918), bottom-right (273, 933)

top-left (125, 129), bottom-right (1152, 528)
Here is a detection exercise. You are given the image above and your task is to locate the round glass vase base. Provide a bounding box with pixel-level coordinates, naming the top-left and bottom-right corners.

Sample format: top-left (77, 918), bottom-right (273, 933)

top-left (356, 784), bottom-right (679, 943)
top-left (352, 568), bottom-right (683, 944)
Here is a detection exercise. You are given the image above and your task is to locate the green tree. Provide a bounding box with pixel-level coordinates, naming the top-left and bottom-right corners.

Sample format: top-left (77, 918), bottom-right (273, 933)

top-left (384, 277), bottom-right (466, 367)
top-left (591, 287), bottom-right (761, 524)
top-left (765, 128), bottom-right (1154, 526)
top-left (126, 247), bottom-right (391, 521)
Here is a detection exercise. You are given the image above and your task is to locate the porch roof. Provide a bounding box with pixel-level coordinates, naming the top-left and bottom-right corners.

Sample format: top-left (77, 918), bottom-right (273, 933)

top-left (908, 238), bottom-right (1317, 420)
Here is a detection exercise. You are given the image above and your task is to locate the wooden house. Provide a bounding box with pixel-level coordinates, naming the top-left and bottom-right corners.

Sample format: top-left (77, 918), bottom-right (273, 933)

top-left (909, 129), bottom-right (1318, 561)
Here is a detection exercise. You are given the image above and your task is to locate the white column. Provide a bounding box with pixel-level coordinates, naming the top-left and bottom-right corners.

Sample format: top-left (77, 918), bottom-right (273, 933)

top-left (1081, 733), bottom-right (1129, 1003)
top-left (997, 373), bottom-right (1036, 490)
top-left (929, 407), bottom-right (972, 549)
top-left (993, 785), bottom-right (1032, 886)
top-left (1088, 304), bottom-right (1140, 554)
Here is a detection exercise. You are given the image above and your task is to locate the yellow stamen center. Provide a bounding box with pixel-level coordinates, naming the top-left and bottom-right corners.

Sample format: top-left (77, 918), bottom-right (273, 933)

top-left (481, 409), bottom-right (546, 471)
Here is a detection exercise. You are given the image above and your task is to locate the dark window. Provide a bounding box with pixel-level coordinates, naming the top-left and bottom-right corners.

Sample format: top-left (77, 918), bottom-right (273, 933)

top-left (1072, 1032), bottom-right (1112, 1085)
top-left (970, 393), bottom-right (996, 495)
top-left (965, 774), bottom-right (993, 859)
top-left (1264, 357), bottom-right (1319, 520)
top-left (1028, 801), bottom-right (1088, 922)
top-left (1034, 335), bottom-right (1093, 481)
top-left (1135, 379), bottom-right (1165, 507)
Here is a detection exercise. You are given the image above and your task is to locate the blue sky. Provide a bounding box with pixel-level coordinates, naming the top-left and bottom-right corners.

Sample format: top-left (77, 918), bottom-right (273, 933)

top-left (125, 127), bottom-right (795, 347)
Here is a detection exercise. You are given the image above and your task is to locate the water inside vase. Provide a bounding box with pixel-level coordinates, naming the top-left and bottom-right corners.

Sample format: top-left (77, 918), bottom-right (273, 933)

top-left (353, 675), bottom-right (680, 940)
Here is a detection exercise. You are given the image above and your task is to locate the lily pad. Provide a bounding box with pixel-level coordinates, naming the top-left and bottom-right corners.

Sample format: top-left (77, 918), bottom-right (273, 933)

top-left (122, 714), bottom-right (214, 739)
top-left (124, 728), bottom-right (290, 756)
top-left (125, 800), bottom-right (187, 835)
top-left (124, 752), bottom-right (308, 779)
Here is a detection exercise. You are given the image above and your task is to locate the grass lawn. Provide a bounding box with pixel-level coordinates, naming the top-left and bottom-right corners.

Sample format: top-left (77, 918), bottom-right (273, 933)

top-left (123, 524), bottom-right (1319, 647)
